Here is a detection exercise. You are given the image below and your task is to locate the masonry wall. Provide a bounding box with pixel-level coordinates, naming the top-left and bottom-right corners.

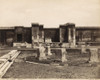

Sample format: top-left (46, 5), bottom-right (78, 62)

top-left (0, 29), bottom-right (14, 46)
top-left (24, 28), bottom-right (32, 43)
top-left (14, 27), bottom-right (32, 43)
top-left (59, 25), bottom-right (68, 42)
top-left (0, 25), bottom-right (100, 47)
top-left (0, 27), bottom-right (32, 47)
top-left (76, 27), bottom-right (100, 45)
top-left (44, 28), bottom-right (59, 42)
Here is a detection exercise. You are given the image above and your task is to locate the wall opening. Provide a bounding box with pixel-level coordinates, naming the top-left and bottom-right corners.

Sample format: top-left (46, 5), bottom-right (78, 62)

top-left (17, 34), bottom-right (22, 42)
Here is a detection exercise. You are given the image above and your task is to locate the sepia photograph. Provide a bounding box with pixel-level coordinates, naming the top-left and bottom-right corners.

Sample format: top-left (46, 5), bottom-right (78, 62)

top-left (0, 0), bottom-right (100, 79)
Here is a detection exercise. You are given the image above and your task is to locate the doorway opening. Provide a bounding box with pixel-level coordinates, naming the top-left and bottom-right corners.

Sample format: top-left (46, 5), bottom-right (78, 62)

top-left (17, 34), bottom-right (22, 42)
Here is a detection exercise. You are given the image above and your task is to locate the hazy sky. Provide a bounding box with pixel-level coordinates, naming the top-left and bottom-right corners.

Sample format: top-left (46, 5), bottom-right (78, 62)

top-left (0, 0), bottom-right (100, 28)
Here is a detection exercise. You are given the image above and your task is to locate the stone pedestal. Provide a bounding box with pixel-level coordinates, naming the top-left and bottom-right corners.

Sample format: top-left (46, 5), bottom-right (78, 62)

top-left (61, 48), bottom-right (67, 62)
top-left (39, 44), bottom-right (47, 61)
top-left (81, 48), bottom-right (87, 53)
top-left (81, 45), bottom-right (87, 53)
top-left (89, 48), bottom-right (99, 63)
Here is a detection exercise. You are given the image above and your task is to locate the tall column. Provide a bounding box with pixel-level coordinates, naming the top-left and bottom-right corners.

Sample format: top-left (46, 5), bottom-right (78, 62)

top-left (59, 27), bottom-right (63, 42)
top-left (73, 28), bottom-right (76, 47)
top-left (31, 23), bottom-right (39, 48)
top-left (68, 28), bottom-right (71, 43)
top-left (42, 30), bottom-right (44, 42)
top-left (67, 23), bottom-right (76, 47)
top-left (59, 25), bottom-right (67, 43)
top-left (0, 31), bottom-right (1, 44)
top-left (39, 25), bottom-right (44, 43)
top-left (68, 28), bottom-right (72, 48)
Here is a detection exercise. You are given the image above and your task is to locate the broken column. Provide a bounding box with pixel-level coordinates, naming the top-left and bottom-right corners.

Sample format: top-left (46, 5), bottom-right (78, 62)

top-left (61, 48), bottom-right (67, 62)
top-left (89, 48), bottom-right (99, 63)
top-left (39, 43), bottom-right (47, 61)
top-left (68, 28), bottom-right (72, 47)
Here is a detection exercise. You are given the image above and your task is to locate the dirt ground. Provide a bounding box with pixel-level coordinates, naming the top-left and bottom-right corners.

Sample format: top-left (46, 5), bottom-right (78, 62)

top-left (0, 50), bottom-right (11, 57)
top-left (2, 49), bottom-right (100, 79)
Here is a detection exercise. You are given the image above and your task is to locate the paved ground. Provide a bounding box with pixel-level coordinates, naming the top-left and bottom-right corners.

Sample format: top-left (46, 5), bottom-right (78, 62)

top-left (2, 50), bottom-right (100, 79)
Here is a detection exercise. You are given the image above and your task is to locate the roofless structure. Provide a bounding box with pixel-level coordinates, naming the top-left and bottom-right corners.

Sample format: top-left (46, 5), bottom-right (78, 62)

top-left (0, 23), bottom-right (100, 48)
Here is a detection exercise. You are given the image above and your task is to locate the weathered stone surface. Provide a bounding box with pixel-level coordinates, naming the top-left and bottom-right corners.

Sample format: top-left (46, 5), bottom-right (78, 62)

top-left (61, 48), bottom-right (67, 62)
top-left (51, 49), bottom-right (62, 61)
top-left (47, 46), bottom-right (52, 56)
top-left (33, 42), bottom-right (39, 48)
top-left (25, 42), bottom-right (32, 48)
top-left (39, 44), bottom-right (47, 61)
top-left (61, 43), bottom-right (69, 48)
top-left (81, 45), bottom-right (87, 53)
top-left (31, 23), bottom-right (39, 48)
top-left (39, 25), bottom-right (44, 42)
top-left (81, 48), bottom-right (87, 53)
top-left (45, 38), bottom-right (52, 43)
top-left (89, 48), bottom-right (99, 63)
top-left (67, 23), bottom-right (76, 48)
top-left (59, 27), bottom-right (66, 42)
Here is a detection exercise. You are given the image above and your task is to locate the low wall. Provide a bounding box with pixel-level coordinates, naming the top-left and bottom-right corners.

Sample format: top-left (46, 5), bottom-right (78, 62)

top-left (13, 43), bottom-right (32, 48)
top-left (44, 42), bottom-right (70, 48)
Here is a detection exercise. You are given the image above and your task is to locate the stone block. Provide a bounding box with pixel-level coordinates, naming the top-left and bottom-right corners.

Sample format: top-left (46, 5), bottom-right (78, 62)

top-left (61, 48), bottom-right (67, 62)
top-left (62, 43), bottom-right (69, 48)
top-left (89, 48), bottom-right (99, 63)
top-left (45, 38), bottom-right (52, 43)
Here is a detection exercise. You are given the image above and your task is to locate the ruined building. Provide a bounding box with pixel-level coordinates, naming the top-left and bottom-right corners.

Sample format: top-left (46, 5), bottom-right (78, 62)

top-left (0, 23), bottom-right (100, 48)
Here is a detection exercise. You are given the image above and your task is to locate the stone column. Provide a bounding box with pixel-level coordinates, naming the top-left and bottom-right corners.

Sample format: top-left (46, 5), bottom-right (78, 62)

top-left (39, 44), bottom-right (47, 61)
top-left (61, 48), bottom-right (67, 62)
top-left (39, 25), bottom-right (44, 43)
top-left (42, 30), bottom-right (44, 42)
top-left (89, 48), bottom-right (99, 63)
top-left (59, 25), bottom-right (67, 43)
top-left (59, 27), bottom-right (63, 43)
top-left (73, 28), bottom-right (76, 47)
top-left (66, 23), bottom-right (76, 48)
top-left (31, 23), bottom-right (39, 48)
top-left (68, 28), bottom-right (71, 47)
top-left (0, 32), bottom-right (1, 44)
top-left (68, 28), bottom-right (71, 42)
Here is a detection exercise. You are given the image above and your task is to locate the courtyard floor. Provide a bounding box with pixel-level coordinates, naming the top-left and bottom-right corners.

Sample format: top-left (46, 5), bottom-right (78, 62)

top-left (1, 49), bottom-right (100, 79)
